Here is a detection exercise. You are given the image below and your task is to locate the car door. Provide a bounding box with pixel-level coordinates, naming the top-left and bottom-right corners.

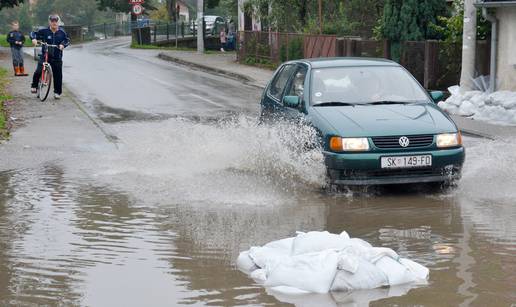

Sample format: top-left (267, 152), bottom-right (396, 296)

top-left (281, 64), bottom-right (309, 122)
top-left (261, 64), bottom-right (297, 119)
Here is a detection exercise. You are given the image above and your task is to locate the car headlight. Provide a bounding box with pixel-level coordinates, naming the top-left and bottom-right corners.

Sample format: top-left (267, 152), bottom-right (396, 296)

top-left (330, 137), bottom-right (370, 152)
top-left (436, 132), bottom-right (462, 148)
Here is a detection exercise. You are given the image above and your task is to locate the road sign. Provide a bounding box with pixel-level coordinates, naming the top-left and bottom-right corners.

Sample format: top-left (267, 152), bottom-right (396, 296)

top-left (132, 4), bottom-right (144, 15)
top-left (129, 0), bottom-right (144, 4)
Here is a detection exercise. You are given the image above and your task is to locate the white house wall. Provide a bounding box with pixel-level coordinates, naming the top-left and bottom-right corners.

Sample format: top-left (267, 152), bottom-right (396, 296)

top-left (496, 7), bottom-right (516, 91)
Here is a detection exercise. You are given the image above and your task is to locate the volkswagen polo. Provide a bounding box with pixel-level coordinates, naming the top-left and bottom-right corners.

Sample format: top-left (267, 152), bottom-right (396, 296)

top-left (260, 58), bottom-right (465, 185)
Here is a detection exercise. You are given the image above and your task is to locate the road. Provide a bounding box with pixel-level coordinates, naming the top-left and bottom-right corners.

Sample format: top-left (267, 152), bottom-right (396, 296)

top-left (0, 38), bottom-right (515, 306)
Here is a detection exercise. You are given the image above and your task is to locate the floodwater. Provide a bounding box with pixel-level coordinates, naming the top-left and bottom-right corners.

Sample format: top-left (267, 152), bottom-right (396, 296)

top-left (0, 39), bottom-right (515, 306)
top-left (0, 118), bottom-right (515, 307)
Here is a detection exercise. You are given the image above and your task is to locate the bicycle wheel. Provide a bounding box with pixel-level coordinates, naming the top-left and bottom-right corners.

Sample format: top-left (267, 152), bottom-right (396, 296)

top-left (38, 64), bottom-right (53, 102)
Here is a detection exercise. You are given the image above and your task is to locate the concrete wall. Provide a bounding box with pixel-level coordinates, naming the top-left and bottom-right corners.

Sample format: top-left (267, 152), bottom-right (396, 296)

top-left (496, 7), bottom-right (516, 91)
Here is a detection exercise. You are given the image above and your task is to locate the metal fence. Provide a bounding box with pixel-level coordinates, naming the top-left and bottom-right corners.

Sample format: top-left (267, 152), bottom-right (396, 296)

top-left (82, 22), bottom-right (133, 41)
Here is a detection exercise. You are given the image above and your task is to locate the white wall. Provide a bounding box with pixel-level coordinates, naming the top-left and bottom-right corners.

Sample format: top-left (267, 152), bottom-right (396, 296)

top-left (496, 7), bottom-right (516, 91)
top-left (237, 0), bottom-right (261, 31)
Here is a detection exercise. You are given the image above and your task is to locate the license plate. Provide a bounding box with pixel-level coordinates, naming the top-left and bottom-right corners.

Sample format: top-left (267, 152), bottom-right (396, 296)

top-left (381, 155), bottom-right (432, 169)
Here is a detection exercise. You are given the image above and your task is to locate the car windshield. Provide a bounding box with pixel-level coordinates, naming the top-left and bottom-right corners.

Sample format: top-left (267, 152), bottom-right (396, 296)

top-left (205, 16), bottom-right (217, 22)
top-left (311, 66), bottom-right (429, 105)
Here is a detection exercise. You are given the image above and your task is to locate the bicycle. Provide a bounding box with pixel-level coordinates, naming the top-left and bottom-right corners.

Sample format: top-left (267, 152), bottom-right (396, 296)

top-left (36, 41), bottom-right (59, 102)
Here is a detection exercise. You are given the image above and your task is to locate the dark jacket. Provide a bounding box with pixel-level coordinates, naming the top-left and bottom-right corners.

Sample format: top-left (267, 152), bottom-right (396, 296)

top-left (30, 27), bottom-right (70, 61)
top-left (7, 30), bottom-right (26, 49)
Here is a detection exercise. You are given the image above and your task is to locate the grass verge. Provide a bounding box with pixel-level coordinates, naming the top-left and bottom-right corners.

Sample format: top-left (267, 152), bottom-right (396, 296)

top-left (0, 68), bottom-right (12, 140)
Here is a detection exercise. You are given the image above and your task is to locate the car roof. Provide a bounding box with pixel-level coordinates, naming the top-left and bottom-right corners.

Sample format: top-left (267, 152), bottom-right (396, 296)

top-left (290, 57), bottom-right (400, 68)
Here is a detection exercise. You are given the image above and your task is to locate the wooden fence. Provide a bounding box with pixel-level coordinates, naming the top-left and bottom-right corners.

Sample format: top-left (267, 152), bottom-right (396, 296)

top-left (237, 31), bottom-right (490, 90)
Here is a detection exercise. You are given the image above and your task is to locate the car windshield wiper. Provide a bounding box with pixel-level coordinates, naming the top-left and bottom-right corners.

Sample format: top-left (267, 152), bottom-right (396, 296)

top-left (313, 101), bottom-right (358, 107)
top-left (365, 100), bottom-right (416, 105)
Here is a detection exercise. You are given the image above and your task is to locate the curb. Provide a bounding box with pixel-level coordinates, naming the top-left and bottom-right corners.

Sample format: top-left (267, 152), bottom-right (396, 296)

top-left (157, 53), bottom-right (253, 83)
top-left (459, 129), bottom-right (495, 140)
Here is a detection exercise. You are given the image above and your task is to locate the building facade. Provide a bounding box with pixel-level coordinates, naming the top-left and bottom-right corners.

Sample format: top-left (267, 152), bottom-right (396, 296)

top-left (237, 0), bottom-right (262, 32)
top-left (476, 0), bottom-right (516, 91)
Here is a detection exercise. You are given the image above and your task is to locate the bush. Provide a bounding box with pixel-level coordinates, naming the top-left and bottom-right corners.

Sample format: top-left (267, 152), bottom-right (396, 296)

top-left (279, 37), bottom-right (303, 62)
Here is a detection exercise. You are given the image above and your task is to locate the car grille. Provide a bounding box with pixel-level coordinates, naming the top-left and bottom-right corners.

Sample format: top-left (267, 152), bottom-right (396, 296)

top-left (341, 167), bottom-right (456, 179)
top-left (372, 135), bottom-right (434, 149)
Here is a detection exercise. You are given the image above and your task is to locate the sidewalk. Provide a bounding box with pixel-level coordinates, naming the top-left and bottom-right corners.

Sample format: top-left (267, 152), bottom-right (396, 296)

top-left (0, 48), bottom-right (114, 168)
top-left (157, 50), bottom-right (516, 140)
top-left (157, 50), bottom-right (273, 89)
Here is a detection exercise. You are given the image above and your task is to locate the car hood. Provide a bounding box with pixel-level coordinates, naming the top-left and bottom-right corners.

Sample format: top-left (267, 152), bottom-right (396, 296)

top-left (310, 103), bottom-right (457, 137)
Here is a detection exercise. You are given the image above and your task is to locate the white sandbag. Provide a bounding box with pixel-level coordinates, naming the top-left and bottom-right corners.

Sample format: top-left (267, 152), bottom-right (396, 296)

top-left (236, 251), bottom-right (258, 273)
top-left (264, 250), bottom-right (339, 293)
top-left (291, 231), bottom-right (351, 256)
top-left (375, 256), bottom-right (418, 286)
top-left (248, 237), bottom-right (295, 268)
top-left (399, 258), bottom-right (429, 281)
top-left (439, 86), bottom-right (516, 125)
top-left (249, 245), bottom-right (288, 269)
top-left (331, 258), bottom-right (388, 291)
top-left (250, 269), bottom-right (267, 283)
top-left (237, 231), bottom-right (430, 294)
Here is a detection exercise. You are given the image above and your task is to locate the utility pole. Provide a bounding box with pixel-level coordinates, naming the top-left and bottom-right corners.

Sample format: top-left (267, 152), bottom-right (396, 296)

top-left (197, 0), bottom-right (204, 53)
top-left (318, 0), bottom-right (323, 34)
top-left (460, 0), bottom-right (477, 91)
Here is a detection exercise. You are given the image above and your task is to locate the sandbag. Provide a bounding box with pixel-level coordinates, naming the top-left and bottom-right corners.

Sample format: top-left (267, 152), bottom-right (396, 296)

top-left (264, 250), bottom-right (339, 293)
top-left (375, 256), bottom-right (418, 286)
top-left (237, 230), bottom-right (430, 294)
top-left (291, 231), bottom-right (350, 256)
top-left (331, 258), bottom-right (388, 291)
top-left (236, 251), bottom-right (257, 273)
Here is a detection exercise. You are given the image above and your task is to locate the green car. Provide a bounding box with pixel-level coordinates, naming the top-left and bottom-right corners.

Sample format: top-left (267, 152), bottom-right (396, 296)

top-left (260, 58), bottom-right (465, 185)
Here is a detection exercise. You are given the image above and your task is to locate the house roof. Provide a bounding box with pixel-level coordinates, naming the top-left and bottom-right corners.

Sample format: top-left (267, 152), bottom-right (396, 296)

top-left (475, 0), bottom-right (516, 7)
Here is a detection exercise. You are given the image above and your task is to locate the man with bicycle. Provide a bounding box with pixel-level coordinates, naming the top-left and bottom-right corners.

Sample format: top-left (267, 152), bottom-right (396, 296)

top-left (30, 15), bottom-right (70, 99)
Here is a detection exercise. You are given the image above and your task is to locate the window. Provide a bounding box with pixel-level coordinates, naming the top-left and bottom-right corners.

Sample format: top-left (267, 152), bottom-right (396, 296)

top-left (287, 66), bottom-right (308, 99)
top-left (269, 65), bottom-right (296, 100)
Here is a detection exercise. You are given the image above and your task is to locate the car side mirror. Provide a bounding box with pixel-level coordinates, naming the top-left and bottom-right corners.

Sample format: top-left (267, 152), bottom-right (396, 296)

top-left (430, 91), bottom-right (444, 103)
top-left (283, 95), bottom-right (301, 108)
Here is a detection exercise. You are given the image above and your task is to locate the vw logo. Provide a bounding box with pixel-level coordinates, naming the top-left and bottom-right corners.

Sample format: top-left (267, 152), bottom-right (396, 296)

top-left (399, 136), bottom-right (410, 148)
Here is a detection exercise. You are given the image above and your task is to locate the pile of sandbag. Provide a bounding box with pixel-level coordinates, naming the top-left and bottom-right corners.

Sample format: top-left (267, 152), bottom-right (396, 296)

top-left (237, 231), bottom-right (429, 294)
top-left (438, 86), bottom-right (516, 125)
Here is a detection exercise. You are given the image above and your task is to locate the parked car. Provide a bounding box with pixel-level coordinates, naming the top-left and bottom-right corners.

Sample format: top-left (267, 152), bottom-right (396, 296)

top-left (260, 58), bottom-right (465, 186)
top-left (190, 15), bottom-right (226, 36)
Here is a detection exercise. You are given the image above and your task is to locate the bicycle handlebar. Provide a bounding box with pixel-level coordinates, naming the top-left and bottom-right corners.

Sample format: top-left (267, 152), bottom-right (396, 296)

top-left (35, 41), bottom-right (60, 48)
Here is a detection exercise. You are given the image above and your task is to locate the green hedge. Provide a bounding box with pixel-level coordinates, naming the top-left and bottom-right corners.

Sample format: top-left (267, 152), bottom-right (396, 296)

top-left (0, 68), bottom-right (11, 139)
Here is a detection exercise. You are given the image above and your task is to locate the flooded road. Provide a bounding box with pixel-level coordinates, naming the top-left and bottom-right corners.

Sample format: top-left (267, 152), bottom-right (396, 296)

top-left (0, 40), bottom-right (515, 306)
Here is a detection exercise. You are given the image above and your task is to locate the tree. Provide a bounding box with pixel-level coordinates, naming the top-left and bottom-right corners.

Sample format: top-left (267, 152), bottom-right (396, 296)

top-left (0, 2), bottom-right (30, 33)
top-left (242, 0), bottom-right (382, 36)
top-left (380, 0), bottom-right (447, 41)
top-left (33, 0), bottom-right (101, 26)
top-left (0, 0), bottom-right (23, 9)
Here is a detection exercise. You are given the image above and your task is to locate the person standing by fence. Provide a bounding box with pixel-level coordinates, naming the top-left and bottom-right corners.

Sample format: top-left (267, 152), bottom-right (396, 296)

top-left (220, 27), bottom-right (227, 52)
top-left (6, 21), bottom-right (28, 77)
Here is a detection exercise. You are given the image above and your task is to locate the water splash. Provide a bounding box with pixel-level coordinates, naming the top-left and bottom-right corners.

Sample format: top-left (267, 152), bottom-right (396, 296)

top-left (73, 116), bottom-right (327, 205)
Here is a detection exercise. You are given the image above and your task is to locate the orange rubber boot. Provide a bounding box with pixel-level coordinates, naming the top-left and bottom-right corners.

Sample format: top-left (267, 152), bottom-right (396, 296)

top-left (19, 66), bottom-right (28, 76)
